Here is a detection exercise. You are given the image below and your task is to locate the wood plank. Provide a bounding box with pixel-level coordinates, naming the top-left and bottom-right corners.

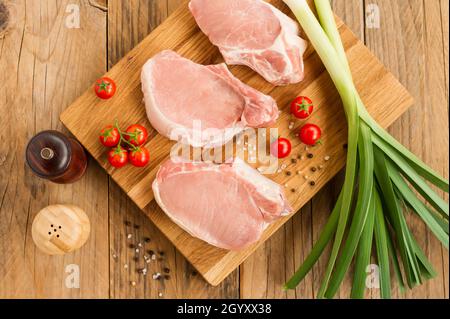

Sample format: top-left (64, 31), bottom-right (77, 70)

top-left (60, 0), bottom-right (413, 286)
top-left (107, 0), bottom-right (238, 299)
top-left (241, 0), bottom-right (365, 299)
top-left (365, 0), bottom-right (449, 299)
top-left (440, 1), bottom-right (449, 298)
top-left (0, 0), bottom-right (109, 298)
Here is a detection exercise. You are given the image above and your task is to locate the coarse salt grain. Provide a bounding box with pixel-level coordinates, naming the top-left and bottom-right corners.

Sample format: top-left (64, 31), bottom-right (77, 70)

top-left (324, 156), bottom-right (331, 161)
top-left (152, 272), bottom-right (161, 280)
top-left (127, 234), bottom-right (132, 239)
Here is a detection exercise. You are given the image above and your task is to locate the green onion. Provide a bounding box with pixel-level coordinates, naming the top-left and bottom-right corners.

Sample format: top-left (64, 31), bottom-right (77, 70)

top-left (283, 0), bottom-right (449, 298)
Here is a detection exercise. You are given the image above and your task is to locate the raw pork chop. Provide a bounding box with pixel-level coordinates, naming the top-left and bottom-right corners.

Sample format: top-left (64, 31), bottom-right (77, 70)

top-left (141, 50), bottom-right (278, 148)
top-left (153, 157), bottom-right (292, 250)
top-left (189, 0), bottom-right (307, 86)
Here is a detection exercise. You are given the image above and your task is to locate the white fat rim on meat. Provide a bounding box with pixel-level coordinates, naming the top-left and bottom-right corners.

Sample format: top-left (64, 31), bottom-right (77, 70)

top-left (232, 157), bottom-right (291, 217)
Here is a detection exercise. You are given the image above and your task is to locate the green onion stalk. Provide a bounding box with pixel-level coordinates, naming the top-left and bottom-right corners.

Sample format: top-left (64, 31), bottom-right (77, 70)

top-left (282, 0), bottom-right (449, 299)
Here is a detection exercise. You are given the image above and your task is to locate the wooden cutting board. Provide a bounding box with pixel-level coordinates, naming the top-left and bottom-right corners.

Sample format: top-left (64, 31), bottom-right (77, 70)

top-left (60, 0), bottom-right (414, 285)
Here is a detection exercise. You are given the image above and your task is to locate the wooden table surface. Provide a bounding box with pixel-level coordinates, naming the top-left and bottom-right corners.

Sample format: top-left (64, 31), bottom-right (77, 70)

top-left (0, 0), bottom-right (448, 299)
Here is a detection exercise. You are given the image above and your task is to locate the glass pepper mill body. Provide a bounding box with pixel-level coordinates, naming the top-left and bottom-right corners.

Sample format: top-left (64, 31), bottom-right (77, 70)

top-left (26, 130), bottom-right (88, 184)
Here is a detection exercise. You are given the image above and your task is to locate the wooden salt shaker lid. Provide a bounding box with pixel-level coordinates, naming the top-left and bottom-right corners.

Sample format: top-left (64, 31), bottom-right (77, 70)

top-left (32, 204), bottom-right (90, 255)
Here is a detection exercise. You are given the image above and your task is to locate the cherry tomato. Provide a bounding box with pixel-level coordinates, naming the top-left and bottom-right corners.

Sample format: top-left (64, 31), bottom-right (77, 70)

top-left (290, 96), bottom-right (314, 119)
top-left (271, 138), bottom-right (292, 159)
top-left (125, 124), bottom-right (148, 146)
top-left (129, 147), bottom-right (150, 167)
top-left (99, 125), bottom-right (120, 147)
top-left (108, 147), bottom-right (128, 168)
top-left (299, 124), bottom-right (322, 146)
top-left (94, 77), bottom-right (116, 99)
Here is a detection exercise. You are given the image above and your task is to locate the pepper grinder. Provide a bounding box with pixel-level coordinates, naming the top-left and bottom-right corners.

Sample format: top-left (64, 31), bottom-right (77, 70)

top-left (32, 204), bottom-right (91, 255)
top-left (25, 130), bottom-right (88, 184)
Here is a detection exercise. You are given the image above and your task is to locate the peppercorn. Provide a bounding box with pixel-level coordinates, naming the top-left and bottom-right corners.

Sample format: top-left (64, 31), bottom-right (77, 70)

top-left (291, 158), bottom-right (297, 164)
top-left (144, 237), bottom-right (151, 243)
top-left (124, 220), bottom-right (131, 226)
top-left (163, 267), bottom-right (170, 274)
top-left (307, 153), bottom-right (314, 159)
top-left (310, 181), bottom-right (316, 186)
top-left (286, 171), bottom-right (292, 176)
top-left (311, 167), bottom-right (317, 172)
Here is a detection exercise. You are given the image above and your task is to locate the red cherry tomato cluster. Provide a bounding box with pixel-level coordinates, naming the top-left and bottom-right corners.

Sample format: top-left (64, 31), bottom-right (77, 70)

top-left (100, 122), bottom-right (150, 168)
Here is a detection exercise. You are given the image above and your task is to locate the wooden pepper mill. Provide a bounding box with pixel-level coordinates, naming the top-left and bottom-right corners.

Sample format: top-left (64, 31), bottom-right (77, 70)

top-left (32, 205), bottom-right (91, 255)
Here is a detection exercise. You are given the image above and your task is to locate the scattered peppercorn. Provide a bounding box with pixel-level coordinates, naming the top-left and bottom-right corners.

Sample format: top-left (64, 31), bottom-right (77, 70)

top-left (133, 224), bottom-right (140, 229)
top-left (310, 181), bottom-right (316, 186)
top-left (307, 153), bottom-right (314, 159)
top-left (311, 167), bottom-right (317, 172)
top-left (291, 158), bottom-right (297, 164)
top-left (297, 155), bottom-right (302, 160)
top-left (124, 220), bottom-right (131, 226)
top-left (163, 267), bottom-right (170, 274)
top-left (147, 250), bottom-right (155, 255)
top-left (286, 171), bottom-right (292, 176)
top-left (158, 251), bottom-right (165, 256)
top-left (144, 237), bottom-right (151, 243)
top-left (291, 188), bottom-right (296, 193)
